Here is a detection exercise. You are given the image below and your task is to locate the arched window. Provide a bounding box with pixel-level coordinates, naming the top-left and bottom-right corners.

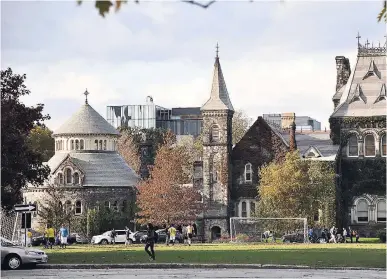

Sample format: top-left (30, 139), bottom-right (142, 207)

top-left (348, 134), bottom-right (358, 157)
top-left (61, 140), bottom-right (64, 150)
top-left (95, 140), bottom-right (98, 150)
top-left (210, 125), bottom-right (220, 143)
top-left (250, 202), bottom-right (256, 216)
top-left (113, 201), bottom-right (118, 212)
top-left (75, 200), bottom-right (82, 215)
top-left (99, 140), bottom-right (103, 150)
top-left (381, 135), bottom-right (386, 156)
top-left (74, 172), bottom-right (80, 185)
top-left (241, 201), bottom-right (247, 217)
top-left (58, 173), bottom-right (64, 185)
top-left (357, 200), bottom-right (369, 222)
top-left (80, 139), bottom-right (84, 150)
top-left (59, 201), bottom-right (63, 211)
top-left (104, 201), bottom-right (110, 209)
top-left (377, 200), bottom-right (386, 222)
top-left (103, 140), bottom-right (107, 150)
top-left (65, 168), bottom-right (72, 184)
top-left (65, 200), bottom-right (72, 214)
top-left (244, 163), bottom-right (252, 182)
top-left (55, 141), bottom-right (58, 151)
top-left (75, 139), bottom-right (79, 150)
top-left (71, 140), bottom-right (75, 150)
top-left (364, 134), bottom-right (375, 157)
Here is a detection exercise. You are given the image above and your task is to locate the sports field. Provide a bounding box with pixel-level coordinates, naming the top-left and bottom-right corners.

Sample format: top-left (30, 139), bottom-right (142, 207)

top-left (44, 242), bottom-right (386, 268)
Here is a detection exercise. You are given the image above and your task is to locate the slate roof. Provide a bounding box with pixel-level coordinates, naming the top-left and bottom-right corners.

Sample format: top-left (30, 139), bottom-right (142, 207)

top-left (331, 44), bottom-right (387, 118)
top-left (53, 104), bottom-right (120, 136)
top-left (172, 107), bottom-right (201, 116)
top-left (201, 56), bottom-right (234, 111)
top-left (46, 152), bottom-right (139, 187)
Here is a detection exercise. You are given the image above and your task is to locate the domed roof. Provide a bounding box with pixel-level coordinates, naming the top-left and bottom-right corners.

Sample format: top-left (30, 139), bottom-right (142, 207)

top-left (53, 103), bottom-right (119, 136)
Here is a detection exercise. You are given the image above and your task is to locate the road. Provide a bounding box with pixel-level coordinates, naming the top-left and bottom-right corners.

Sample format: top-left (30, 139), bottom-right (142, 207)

top-left (1, 268), bottom-right (385, 279)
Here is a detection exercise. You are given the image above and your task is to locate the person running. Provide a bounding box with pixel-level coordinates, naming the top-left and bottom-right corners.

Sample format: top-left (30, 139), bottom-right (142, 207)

top-left (145, 223), bottom-right (156, 261)
top-left (46, 225), bottom-right (55, 249)
top-left (59, 224), bottom-right (69, 248)
top-left (168, 224), bottom-right (177, 246)
top-left (187, 224), bottom-right (194, 246)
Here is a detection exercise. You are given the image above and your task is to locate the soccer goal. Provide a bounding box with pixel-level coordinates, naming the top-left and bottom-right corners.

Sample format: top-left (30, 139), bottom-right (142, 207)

top-left (230, 217), bottom-right (308, 243)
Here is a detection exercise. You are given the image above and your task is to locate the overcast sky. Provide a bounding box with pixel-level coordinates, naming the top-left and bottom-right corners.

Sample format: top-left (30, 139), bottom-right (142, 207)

top-left (1, 1), bottom-right (385, 130)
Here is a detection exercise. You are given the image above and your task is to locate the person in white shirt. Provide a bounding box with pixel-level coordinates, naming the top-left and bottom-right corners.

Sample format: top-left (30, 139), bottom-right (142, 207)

top-left (329, 226), bottom-right (336, 243)
top-left (342, 228), bottom-right (347, 243)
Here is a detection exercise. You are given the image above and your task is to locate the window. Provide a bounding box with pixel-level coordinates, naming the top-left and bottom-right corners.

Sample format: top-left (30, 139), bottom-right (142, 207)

top-left (357, 200), bottom-right (368, 222)
top-left (75, 200), bottom-right (82, 215)
top-left (210, 125), bottom-right (220, 143)
top-left (250, 202), bottom-right (255, 216)
top-left (103, 140), bottom-right (107, 150)
top-left (122, 200), bottom-right (127, 212)
top-left (213, 169), bottom-right (218, 182)
top-left (65, 169), bottom-right (72, 184)
top-left (75, 140), bottom-right (79, 150)
top-left (244, 163), bottom-right (252, 182)
top-left (241, 201), bottom-right (247, 217)
top-left (377, 200), bottom-right (386, 222)
top-left (99, 140), bottom-right (103, 150)
top-left (80, 139), bottom-right (84, 150)
top-left (364, 134), bottom-right (375, 157)
top-left (71, 140), bottom-right (74, 150)
top-left (65, 200), bottom-right (72, 214)
top-left (74, 172), bottom-right (80, 185)
top-left (104, 201), bottom-right (110, 209)
top-left (381, 135), bottom-right (386, 156)
top-left (113, 201), bottom-right (118, 212)
top-left (59, 201), bottom-right (63, 211)
top-left (58, 173), bottom-right (64, 185)
top-left (348, 135), bottom-right (358, 156)
top-left (95, 140), bottom-right (98, 150)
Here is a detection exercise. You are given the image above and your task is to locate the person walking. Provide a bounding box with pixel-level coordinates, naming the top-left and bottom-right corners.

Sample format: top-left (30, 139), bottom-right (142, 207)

top-left (165, 225), bottom-right (170, 246)
top-left (342, 228), bottom-right (347, 243)
top-left (26, 229), bottom-right (32, 247)
top-left (59, 224), bottom-right (69, 249)
top-left (125, 227), bottom-right (131, 246)
top-left (187, 224), bottom-right (194, 246)
top-left (46, 225), bottom-right (55, 249)
top-left (110, 228), bottom-right (117, 245)
top-left (144, 223), bottom-right (156, 261)
top-left (182, 225), bottom-right (188, 245)
top-left (168, 224), bottom-right (177, 246)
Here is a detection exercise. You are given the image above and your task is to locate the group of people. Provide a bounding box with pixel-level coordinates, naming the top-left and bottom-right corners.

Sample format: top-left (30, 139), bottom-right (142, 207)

top-left (308, 226), bottom-right (360, 243)
top-left (42, 224), bottom-right (69, 248)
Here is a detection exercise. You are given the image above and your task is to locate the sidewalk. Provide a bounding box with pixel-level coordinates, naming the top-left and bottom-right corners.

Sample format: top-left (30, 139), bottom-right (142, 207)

top-left (39, 263), bottom-right (386, 270)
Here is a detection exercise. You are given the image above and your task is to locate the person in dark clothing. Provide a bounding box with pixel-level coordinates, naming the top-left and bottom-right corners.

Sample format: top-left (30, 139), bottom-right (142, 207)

top-left (145, 223), bottom-right (156, 261)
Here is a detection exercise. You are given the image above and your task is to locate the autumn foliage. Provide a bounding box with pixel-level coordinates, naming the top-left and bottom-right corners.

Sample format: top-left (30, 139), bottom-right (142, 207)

top-left (136, 139), bottom-right (203, 225)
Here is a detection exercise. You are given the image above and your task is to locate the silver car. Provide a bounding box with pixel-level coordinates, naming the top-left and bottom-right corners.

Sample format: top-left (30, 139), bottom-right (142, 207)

top-left (1, 237), bottom-right (48, 270)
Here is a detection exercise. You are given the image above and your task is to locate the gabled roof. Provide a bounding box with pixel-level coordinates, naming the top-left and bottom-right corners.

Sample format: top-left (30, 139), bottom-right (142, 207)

top-left (201, 55), bottom-right (234, 111)
top-left (303, 146), bottom-right (323, 158)
top-left (53, 103), bottom-right (120, 136)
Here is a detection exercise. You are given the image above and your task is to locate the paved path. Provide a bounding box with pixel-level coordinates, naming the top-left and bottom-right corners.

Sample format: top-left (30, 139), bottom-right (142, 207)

top-left (1, 268), bottom-right (386, 279)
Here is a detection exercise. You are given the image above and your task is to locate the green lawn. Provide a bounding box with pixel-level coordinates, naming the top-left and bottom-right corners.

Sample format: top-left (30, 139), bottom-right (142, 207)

top-left (44, 242), bottom-right (387, 268)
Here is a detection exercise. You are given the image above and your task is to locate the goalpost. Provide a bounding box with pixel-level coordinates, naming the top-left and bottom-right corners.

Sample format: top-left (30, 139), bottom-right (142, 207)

top-left (230, 217), bottom-right (308, 243)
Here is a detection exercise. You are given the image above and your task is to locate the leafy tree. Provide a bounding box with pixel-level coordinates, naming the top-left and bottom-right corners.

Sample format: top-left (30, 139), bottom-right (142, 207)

top-left (117, 130), bottom-right (141, 173)
top-left (27, 125), bottom-right (55, 162)
top-left (1, 68), bottom-right (50, 210)
top-left (78, 0), bottom-right (386, 23)
top-left (257, 151), bottom-right (336, 229)
top-left (136, 141), bottom-right (203, 225)
top-left (232, 110), bottom-right (253, 145)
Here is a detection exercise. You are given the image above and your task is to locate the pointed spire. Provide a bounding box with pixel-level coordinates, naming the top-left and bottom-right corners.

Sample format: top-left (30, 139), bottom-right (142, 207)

top-left (201, 44), bottom-right (234, 111)
top-left (84, 89), bottom-right (89, 105)
top-left (356, 32), bottom-right (361, 48)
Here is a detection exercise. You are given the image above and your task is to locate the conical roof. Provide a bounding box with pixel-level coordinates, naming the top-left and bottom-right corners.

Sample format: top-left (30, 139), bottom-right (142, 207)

top-left (53, 103), bottom-right (119, 136)
top-left (201, 55), bottom-right (234, 111)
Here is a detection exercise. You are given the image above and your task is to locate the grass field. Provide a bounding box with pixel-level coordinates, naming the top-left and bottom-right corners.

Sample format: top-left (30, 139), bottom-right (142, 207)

top-left (44, 242), bottom-right (386, 268)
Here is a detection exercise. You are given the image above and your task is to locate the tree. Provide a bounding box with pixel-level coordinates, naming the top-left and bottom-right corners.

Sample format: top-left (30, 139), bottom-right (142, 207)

top-left (78, 0), bottom-right (386, 23)
top-left (1, 68), bottom-right (50, 210)
top-left (27, 125), bottom-right (55, 162)
top-left (257, 151), bottom-right (336, 229)
top-left (136, 142), bottom-right (203, 225)
top-left (232, 110), bottom-right (253, 145)
top-left (117, 130), bottom-right (141, 173)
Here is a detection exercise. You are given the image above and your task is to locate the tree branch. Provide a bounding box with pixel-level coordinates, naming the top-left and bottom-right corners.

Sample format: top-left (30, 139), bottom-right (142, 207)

top-left (181, 0), bottom-right (216, 9)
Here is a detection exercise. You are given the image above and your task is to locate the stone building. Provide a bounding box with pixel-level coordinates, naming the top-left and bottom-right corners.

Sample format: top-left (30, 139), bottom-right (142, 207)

top-left (23, 94), bottom-right (139, 230)
top-left (329, 36), bottom-right (387, 236)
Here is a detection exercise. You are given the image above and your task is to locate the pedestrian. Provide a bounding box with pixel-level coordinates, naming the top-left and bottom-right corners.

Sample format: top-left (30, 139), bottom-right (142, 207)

top-left (46, 224), bottom-right (55, 249)
top-left (144, 223), bottom-right (156, 261)
top-left (329, 226), bottom-right (336, 243)
top-left (59, 224), bottom-right (69, 249)
top-left (111, 228), bottom-right (117, 245)
top-left (182, 225), bottom-right (188, 245)
top-left (342, 228), bottom-right (347, 243)
top-left (26, 229), bottom-right (32, 247)
top-left (168, 224), bottom-right (177, 246)
top-left (263, 230), bottom-right (270, 243)
top-left (165, 224), bottom-right (170, 246)
top-left (187, 223), bottom-right (194, 246)
top-left (355, 231), bottom-right (360, 243)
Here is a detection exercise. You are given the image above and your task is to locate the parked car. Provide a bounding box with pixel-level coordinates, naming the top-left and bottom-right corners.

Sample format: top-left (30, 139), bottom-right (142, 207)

top-left (128, 230), bottom-right (148, 244)
top-left (31, 233), bottom-right (80, 247)
top-left (91, 230), bottom-right (127, 244)
top-left (154, 229), bottom-right (184, 244)
top-left (282, 232), bottom-right (305, 243)
top-left (1, 237), bottom-right (48, 270)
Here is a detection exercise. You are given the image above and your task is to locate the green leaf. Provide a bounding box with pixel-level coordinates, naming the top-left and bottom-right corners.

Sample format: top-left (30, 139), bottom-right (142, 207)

top-left (95, 1), bottom-right (113, 17)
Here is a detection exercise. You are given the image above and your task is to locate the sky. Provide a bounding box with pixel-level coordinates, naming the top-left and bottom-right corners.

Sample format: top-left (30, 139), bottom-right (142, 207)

top-left (1, 0), bottom-right (386, 131)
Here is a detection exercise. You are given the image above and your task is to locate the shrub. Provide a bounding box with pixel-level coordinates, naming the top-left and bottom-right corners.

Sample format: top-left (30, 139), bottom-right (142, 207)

top-left (377, 229), bottom-right (386, 243)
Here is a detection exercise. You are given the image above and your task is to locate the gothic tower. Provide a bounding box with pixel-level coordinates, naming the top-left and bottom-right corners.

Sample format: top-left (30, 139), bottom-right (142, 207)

top-left (200, 45), bottom-right (234, 241)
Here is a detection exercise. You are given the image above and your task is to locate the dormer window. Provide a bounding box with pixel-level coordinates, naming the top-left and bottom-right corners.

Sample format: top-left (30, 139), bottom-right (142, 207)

top-left (374, 84), bottom-right (386, 104)
top-left (58, 173), bottom-right (64, 185)
top-left (210, 125), bottom-right (220, 143)
top-left (99, 140), bottom-right (103, 150)
top-left (75, 140), bottom-right (80, 150)
top-left (94, 140), bottom-right (98, 150)
top-left (103, 140), bottom-right (107, 150)
top-left (65, 168), bottom-right (72, 184)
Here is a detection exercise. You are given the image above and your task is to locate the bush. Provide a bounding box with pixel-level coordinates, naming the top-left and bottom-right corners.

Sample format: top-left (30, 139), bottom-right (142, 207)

top-left (377, 229), bottom-right (386, 243)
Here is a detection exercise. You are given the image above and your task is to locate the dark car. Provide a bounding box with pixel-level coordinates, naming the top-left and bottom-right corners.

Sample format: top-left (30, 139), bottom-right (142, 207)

top-left (130, 230), bottom-right (148, 244)
top-left (151, 229), bottom-right (184, 244)
top-left (282, 232), bottom-right (305, 243)
top-left (32, 234), bottom-right (77, 247)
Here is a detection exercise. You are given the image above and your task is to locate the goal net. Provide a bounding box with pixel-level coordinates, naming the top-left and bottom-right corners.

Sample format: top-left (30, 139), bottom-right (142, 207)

top-left (0, 209), bottom-right (22, 244)
top-left (230, 217), bottom-right (308, 243)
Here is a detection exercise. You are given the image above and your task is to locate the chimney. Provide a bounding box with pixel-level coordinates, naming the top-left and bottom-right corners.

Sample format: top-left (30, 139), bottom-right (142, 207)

top-left (289, 120), bottom-right (297, 152)
top-left (335, 56), bottom-right (351, 91)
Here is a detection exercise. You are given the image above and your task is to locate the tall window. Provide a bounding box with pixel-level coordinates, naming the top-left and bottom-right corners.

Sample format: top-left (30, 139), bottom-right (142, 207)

top-left (103, 140), bottom-right (107, 150)
top-left (99, 140), bottom-right (103, 150)
top-left (241, 201), bottom-right (247, 217)
top-left (75, 200), bottom-right (82, 215)
top-left (122, 200), bottom-right (127, 212)
top-left (377, 200), bottom-right (386, 222)
top-left (113, 201), bottom-right (118, 212)
top-left (80, 139), bottom-right (84, 150)
top-left (71, 140), bottom-right (75, 150)
top-left (250, 202), bottom-right (255, 216)
top-left (244, 163), bottom-right (252, 182)
top-left (65, 200), bottom-right (72, 214)
top-left (348, 135), bottom-right (358, 156)
top-left (75, 140), bottom-right (79, 150)
top-left (104, 201), bottom-right (110, 209)
top-left (381, 135), bottom-right (386, 156)
top-left (65, 168), bottom-right (72, 184)
top-left (58, 173), bottom-right (64, 185)
top-left (94, 140), bottom-right (98, 150)
top-left (357, 200), bottom-right (368, 222)
top-left (210, 125), bottom-right (220, 143)
top-left (74, 172), bottom-right (80, 185)
top-left (364, 134), bottom-right (375, 157)
top-left (213, 169), bottom-right (218, 182)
